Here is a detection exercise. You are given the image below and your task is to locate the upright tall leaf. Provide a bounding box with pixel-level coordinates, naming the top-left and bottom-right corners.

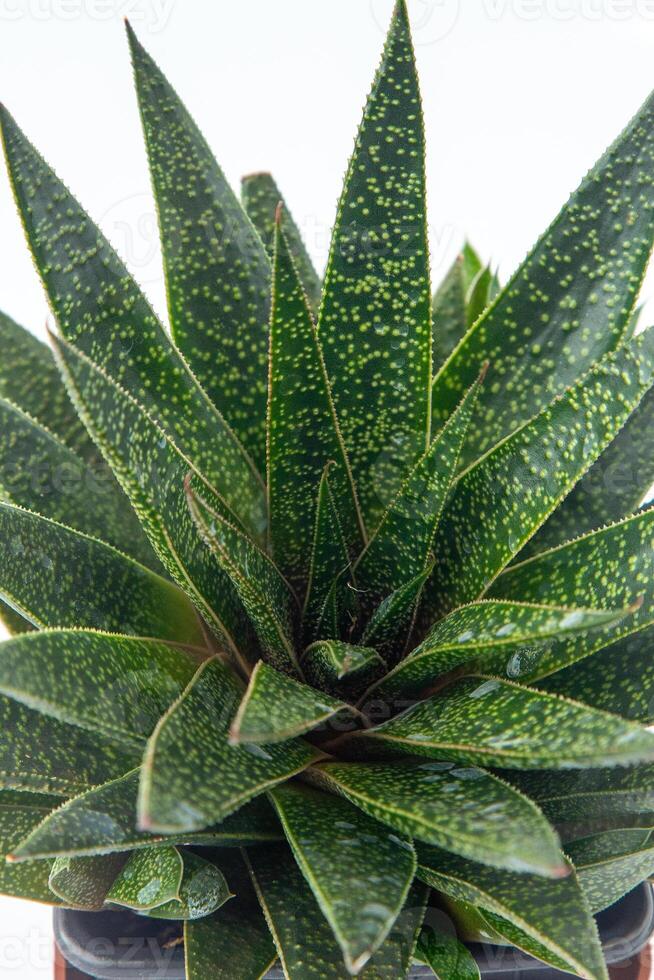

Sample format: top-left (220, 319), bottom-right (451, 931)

top-left (127, 25), bottom-right (271, 470)
top-left (431, 243), bottom-right (483, 371)
top-left (242, 171), bottom-right (321, 310)
top-left (268, 218), bottom-right (363, 589)
top-left (318, 0), bottom-right (432, 527)
top-left (428, 331), bottom-right (654, 616)
top-left (431, 86), bottom-right (654, 468)
top-left (0, 107), bottom-right (265, 535)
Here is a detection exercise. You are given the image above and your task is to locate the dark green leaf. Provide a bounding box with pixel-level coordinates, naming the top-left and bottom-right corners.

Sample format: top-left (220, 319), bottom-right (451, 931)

top-left (431, 86), bottom-right (654, 469)
top-left (230, 662), bottom-right (354, 744)
top-left (415, 912), bottom-right (480, 980)
top-left (0, 794), bottom-right (61, 905)
top-left (303, 640), bottom-right (385, 695)
top-left (342, 675), bottom-right (654, 769)
top-left (566, 828), bottom-right (654, 913)
top-left (241, 171), bottom-right (321, 310)
top-left (308, 760), bottom-right (565, 876)
top-left (371, 599), bottom-right (628, 702)
top-left (416, 845), bottom-right (607, 980)
top-left (428, 331), bottom-right (654, 617)
top-left (0, 603), bottom-right (33, 637)
top-left (318, 0), bottom-right (432, 529)
top-left (139, 658), bottom-right (322, 833)
top-left (268, 218), bottom-right (363, 590)
top-left (127, 25), bottom-right (270, 471)
top-left (489, 507), bottom-right (654, 681)
top-left (360, 566), bottom-right (432, 662)
top-left (11, 769), bottom-right (281, 861)
top-left (0, 106), bottom-right (265, 537)
top-left (49, 854), bottom-right (126, 910)
top-left (0, 630), bottom-right (197, 747)
top-left (270, 782), bottom-right (416, 973)
top-left (431, 246), bottom-right (482, 372)
top-left (186, 480), bottom-right (298, 674)
top-left (0, 502), bottom-right (205, 643)
top-left (247, 844), bottom-right (428, 979)
top-left (106, 846), bottom-right (231, 920)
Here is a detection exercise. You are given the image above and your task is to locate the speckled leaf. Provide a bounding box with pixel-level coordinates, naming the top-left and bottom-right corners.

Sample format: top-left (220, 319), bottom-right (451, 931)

top-left (11, 770), bottom-right (281, 861)
top-left (360, 566), bottom-right (432, 662)
top-left (318, 0), bottom-right (432, 529)
top-left (139, 658), bottom-right (322, 833)
top-left (431, 86), bottom-right (654, 470)
top-left (0, 107), bottom-right (265, 535)
top-left (474, 907), bottom-right (582, 975)
top-left (268, 219), bottom-right (363, 589)
top-left (248, 844), bottom-right (428, 979)
top-left (51, 334), bottom-right (255, 665)
top-left (355, 369), bottom-right (483, 608)
top-left (0, 396), bottom-right (156, 569)
top-left (0, 502), bottom-right (204, 644)
top-left (0, 604), bottom-right (33, 637)
top-left (230, 662), bottom-right (354, 744)
top-left (303, 641), bottom-right (385, 695)
top-left (428, 331), bottom-right (654, 617)
top-left (0, 794), bottom-right (62, 905)
top-left (186, 481), bottom-right (298, 674)
top-left (525, 384), bottom-right (654, 555)
top-left (489, 507), bottom-right (654, 681)
top-left (307, 760), bottom-right (565, 877)
top-left (415, 915), bottom-right (480, 980)
top-left (416, 845), bottom-right (607, 980)
top-left (302, 465), bottom-right (356, 644)
top-left (539, 626), bottom-right (654, 722)
top-left (185, 851), bottom-right (276, 980)
top-left (340, 675), bottom-right (654, 769)
top-left (242, 171), bottom-right (321, 311)
top-left (270, 782), bottom-right (416, 973)
top-left (106, 846), bottom-right (231, 920)
top-left (566, 828), bottom-right (654, 913)
top-left (0, 694), bottom-right (140, 798)
top-left (49, 854), bottom-right (126, 910)
top-left (0, 630), bottom-right (197, 748)
top-left (127, 26), bottom-right (270, 471)
top-left (431, 246), bottom-right (481, 372)
top-left (371, 600), bottom-right (632, 702)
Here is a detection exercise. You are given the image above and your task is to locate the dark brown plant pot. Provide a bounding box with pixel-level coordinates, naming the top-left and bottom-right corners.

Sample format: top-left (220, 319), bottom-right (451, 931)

top-left (53, 884), bottom-right (654, 979)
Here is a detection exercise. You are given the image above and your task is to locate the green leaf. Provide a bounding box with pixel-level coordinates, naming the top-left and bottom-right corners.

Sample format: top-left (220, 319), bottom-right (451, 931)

top-left (415, 914), bottom-right (480, 980)
top-left (302, 464), bottom-right (356, 644)
top-left (50, 334), bottom-right (255, 666)
top-left (230, 662), bottom-right (354, 744)
top-left (0, 604), bottom-right (33, 637)
top-left (185, 851), bottom-right (276, 980)
top-left (416, 844), bottom-right (607, 980)
top-left (49, 854), bottom-right (126, 910)
top-left (539, 626), bottom-right (654, 722)
top-left (431, 247), bottom-right (481, 372)
top-left (525, 383), bottom-right (654, 555)
top-left (0, 502), bottom-right (205, 644)
top-left (0, 793), bottom-right (62, 906)
top-left (247, 844), bottom-right (428, 979)
top-left (303, 640), bottom-right (385, 695)
top-left (127, 25), bottom-right (271, 472)
top-left (355, 369), bottom-right (483, 608)
top-left (566, 828), bottom-right (654, 913)
top-left (10, 769), bottom-right (281, 861)
top-left (489, 507), bottom-right (654, 681)
top-left (0, 694), bottom-right (140, 798)
top-left (268, 217), bottom-right (363, 589)
top-left (0, 309), bottom-right (95, 463)
top-left (242, 171), bottom-right (321, 311)
top-left (360, 566), bottom-right (432, 662)
top-left (465, 264), bottom-right (495, 330)
top-left (428, 331), bottom-right (654, 617)
top-left (0, 106), bottom-right (265, 536)
top-left (139, 658), bottom-right (322, 833)
top-left (0, 630), bottom-right (197, 747)
top-left (0, 395), bottom-right (156, 569)
top-left (318, 0), bottom-right (432, 529)
top-left (474, 907), bottom-right (582, 975)
top-left (106, 846), bottom-right (231, 920)
top-left (371, 599), bottom-right (633, 702)
top-left (270, 782), bottom-right (416, 973)
top-left (186, 480), bottom-right (298, 674)
top-left (308, 760), bottom-right (565, 876)
top-left (342, 675), bottom-right (654, 769)
top-left (431, 85), bottom-right (654, 469)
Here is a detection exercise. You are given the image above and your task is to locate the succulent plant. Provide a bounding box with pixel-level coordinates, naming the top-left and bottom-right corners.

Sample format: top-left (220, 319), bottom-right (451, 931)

top-left (1, 2), bottom-right (654, 977)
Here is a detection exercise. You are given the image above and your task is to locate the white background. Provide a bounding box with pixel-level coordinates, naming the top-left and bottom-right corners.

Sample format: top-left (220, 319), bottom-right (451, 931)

top-left (1, 0), bottom-right (654, 975)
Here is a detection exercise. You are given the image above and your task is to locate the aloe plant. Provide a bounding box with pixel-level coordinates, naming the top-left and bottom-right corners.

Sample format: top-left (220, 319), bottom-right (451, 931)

top-left (0, 3), bottom-right (654, 978)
